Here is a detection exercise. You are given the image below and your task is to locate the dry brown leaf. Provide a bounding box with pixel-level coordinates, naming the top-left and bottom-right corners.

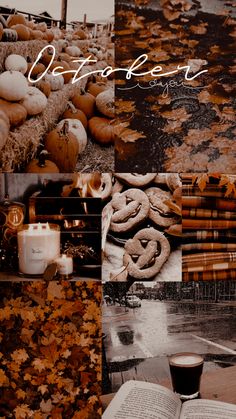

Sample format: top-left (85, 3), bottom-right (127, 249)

top-left (162, 107), bottom-right (191, 122)
top-left (198, 90), bottom-right (230, 105)
top-left (114, 122), bottom-right (146, 143)
top-left (116, 100), bottom-right (136, 115)
top-left (190, 23), bottom-right (208, 34)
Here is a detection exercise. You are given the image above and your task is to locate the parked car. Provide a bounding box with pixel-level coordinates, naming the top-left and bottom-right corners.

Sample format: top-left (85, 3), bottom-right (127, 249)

top-left (126, 295), bottom-right (141, 308)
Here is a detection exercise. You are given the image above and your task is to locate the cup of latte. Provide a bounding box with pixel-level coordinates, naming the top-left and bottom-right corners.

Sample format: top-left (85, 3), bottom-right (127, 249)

top-left (168, 352), bottom-right (204, 400)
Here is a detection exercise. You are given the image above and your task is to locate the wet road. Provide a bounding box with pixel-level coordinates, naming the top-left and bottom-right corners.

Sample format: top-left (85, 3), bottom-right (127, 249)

top-left (103, 300), bottom-right (236, 390)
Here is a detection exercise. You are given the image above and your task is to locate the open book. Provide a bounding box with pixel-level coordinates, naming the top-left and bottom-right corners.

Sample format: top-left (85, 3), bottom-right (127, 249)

top-left (102, 380), bottom-right (236, 419)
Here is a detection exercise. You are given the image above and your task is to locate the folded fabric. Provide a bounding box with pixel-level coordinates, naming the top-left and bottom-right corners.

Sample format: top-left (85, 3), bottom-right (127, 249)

top-left (183, 269), bottom-right (236, 282)
top-left (183, 252), bottom-right (236, 267)
top-left (182, 196), bottom-right (236, 211)
top-left (182, 208), bottom-right (236, 220)
top-left (182, 242), bottom-right (236, 252)
top-left (182, 230), bottom-right (236, 242)
top-left (182, 185), bottom-right (231, 198)
top-left (182, 261), bottom-right (236, 273)
top-left (183, 219), bottom-right (236, 230)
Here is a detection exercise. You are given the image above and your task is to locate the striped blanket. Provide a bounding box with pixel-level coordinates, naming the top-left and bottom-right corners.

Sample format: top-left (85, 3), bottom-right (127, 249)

top-left (183, 219), bottom-right (236, 230)
top-left (182, 243), bottom-right (236, 252)
top-left (182, 261), bottom-right (236, 273)
top-left (183, 252), bottom-right (236, 266)
top-left (182, 230), bottom-right (236, 242)
top-left (182, 196), bottom-right (236, 211)
top-left (183, 270), bottom-right (236, 282)
top-left (182, 209), bottom-right (236, 220)
top-left (182, 185), bottom-right (233, 198)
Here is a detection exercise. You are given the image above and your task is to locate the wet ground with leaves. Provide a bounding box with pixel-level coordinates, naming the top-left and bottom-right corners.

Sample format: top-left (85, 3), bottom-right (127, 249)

top-left (115, 0), bottom-right (236, 172)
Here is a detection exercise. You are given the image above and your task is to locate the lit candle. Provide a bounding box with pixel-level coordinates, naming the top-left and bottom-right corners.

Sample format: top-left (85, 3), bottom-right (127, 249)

top-left (17, 223), bottom-right (60, 276)
top-left (56, 254), bottom-right (73, 276)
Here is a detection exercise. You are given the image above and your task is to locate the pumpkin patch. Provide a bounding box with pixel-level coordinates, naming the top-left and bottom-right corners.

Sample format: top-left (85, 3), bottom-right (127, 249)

top-left (0, 8), bottom-right (114, 172)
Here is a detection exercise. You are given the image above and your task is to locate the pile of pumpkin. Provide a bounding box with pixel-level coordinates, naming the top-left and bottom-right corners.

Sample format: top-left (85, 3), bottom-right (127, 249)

top-left (0, 54), bottom-right (50, 152)
top-left (26, 80), bottom-right (115, 173)
top-left (0, 12), bottom-right (89, 43)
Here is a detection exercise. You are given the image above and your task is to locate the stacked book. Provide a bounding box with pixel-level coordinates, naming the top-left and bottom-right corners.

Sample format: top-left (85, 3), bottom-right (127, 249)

top-left (182, 174), bottom-right (236, 282)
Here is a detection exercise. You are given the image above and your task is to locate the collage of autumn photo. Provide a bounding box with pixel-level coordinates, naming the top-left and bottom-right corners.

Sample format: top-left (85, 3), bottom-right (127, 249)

top-left (0, 1), bottom-right (236, 418)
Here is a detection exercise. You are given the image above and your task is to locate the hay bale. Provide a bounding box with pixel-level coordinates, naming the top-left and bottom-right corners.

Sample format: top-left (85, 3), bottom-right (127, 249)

top-left (0, 40), bottom-right (48, 72)
top-left (0, 82), bottom-right (84, 172)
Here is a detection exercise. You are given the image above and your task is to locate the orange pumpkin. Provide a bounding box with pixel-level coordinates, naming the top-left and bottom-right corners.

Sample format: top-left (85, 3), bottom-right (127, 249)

top-left (58, 53), bottom-right (71, 63)
top-left (30, 29), bottom-right (44, 40)
top-left (45, 121), bottom-right (79, 172)
top-left (0, 110), bottom-right (10, 151)
top-left (7, 14), bottom-right (27, 27)
top-left (26, 151), bottom-right (60, 173)
top-left (50, 59), bottom-right (72, 84)
top-left (74, 29), bottom-right (87, 40)
top-left (87, 78), bottom-right (107, 97)
top-left (72, 89), bottom-right (95, 119)
top-left (41, 48), bottom-right (55, 66)
top-left (88, 117), bottom-right (115, 146)
top-left (11, 24), bottom-right (30, 41)
top-left (0, 99), bottom-right (27, 128)
top-left (26, 62), bottom-right (46, 79)
top-left (62, 103), bottom-right (88, 129)
top-left (83, 52), bottom-right (95, 62)
top-left (46, 29), bottom-right (54, 42)
top-left (37, 80), bottom-right (51, 98)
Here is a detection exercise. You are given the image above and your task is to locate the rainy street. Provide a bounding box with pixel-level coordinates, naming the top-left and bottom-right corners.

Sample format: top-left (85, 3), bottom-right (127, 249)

top-left (102, 299), bottom-right (236, 393)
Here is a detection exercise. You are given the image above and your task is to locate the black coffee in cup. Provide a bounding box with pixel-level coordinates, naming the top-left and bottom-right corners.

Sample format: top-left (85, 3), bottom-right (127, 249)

top-left (169, 352), bottom-right (204, 400)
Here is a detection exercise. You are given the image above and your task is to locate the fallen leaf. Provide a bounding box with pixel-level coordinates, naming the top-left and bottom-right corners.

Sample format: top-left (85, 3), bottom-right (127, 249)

top-left (11, 349), bottom-right (29, 365)
top-left (40, 340), bottom-right (59, 365)
top-left (190, 23), bottom-right (208, 34)
top-left (47, 282), bottom-right (65, 300)
top-left (116, 100), bottom-right (136, 115)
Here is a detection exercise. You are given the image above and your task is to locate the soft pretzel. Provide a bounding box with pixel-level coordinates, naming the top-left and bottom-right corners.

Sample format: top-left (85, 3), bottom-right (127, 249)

top-left (123, 227), bottom-right (170, 279)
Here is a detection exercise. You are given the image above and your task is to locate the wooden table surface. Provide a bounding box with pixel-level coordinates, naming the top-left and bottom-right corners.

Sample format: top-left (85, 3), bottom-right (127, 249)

top-left (101, 365), bottom-right (236, 410)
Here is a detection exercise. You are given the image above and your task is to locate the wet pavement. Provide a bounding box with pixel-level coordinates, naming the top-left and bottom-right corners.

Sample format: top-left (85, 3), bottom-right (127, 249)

top-left (102, 300), bottom-right (236, 391)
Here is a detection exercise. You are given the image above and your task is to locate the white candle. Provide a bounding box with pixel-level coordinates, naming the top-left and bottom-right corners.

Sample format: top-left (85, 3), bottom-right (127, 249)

top-left (17, 223), bottom-right (60, 275)
top-left (56, 254), bottom-right (73, 276)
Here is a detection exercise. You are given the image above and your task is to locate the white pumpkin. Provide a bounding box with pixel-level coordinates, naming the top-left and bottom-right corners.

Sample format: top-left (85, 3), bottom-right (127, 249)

top-left (0, 71), bottom-right (28, 101)
top-left (44, 73), bottom-right (64, 91)
top-left (57, 39), bottom-right (69, 52)
top-left (51, 27), bottom-right (62, 40)
top-left (96, 89), bottom-right (115, 118)
top-left (5, 54), bottom-right (28, 74)
top-left (57, 118), bottom-right (87, 153)
top-left (21, 87), bottom-right (47, 116)
top-left (65, 46), bottom-right (81, 57)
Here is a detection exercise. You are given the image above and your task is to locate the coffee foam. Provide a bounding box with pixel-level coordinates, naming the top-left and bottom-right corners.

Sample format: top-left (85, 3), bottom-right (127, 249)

top-left (171, 354), bottom-right (202, 366)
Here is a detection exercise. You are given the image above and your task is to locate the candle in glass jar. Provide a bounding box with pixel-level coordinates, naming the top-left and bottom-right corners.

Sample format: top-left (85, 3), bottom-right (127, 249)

top-left (17, 223), bottom-right (60, 276)
top-left (56, 254), bottom-right (73, 276)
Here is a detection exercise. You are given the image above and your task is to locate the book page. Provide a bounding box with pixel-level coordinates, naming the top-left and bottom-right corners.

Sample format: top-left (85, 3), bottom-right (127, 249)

top-left (180, 398), bottom-right (236, 419)
top-left (102, 380), bottom-right (182, 419)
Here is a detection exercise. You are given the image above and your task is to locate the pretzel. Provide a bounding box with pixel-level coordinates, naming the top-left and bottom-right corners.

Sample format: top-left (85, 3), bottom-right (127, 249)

top-left (145, 187), bottom-right (179, 227)
top-left (154, 173), bottom-right (181, 191)
top-left (115, 173), bottom-right (156, 187)
top-left (123, 227), bottom-right (170, 279)
top-left (108, 188), bottom-right (150, 232)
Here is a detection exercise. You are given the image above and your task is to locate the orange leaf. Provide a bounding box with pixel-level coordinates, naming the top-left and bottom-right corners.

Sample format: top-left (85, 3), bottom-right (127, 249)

top-left (40, 340), bottom-right (59, 365)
